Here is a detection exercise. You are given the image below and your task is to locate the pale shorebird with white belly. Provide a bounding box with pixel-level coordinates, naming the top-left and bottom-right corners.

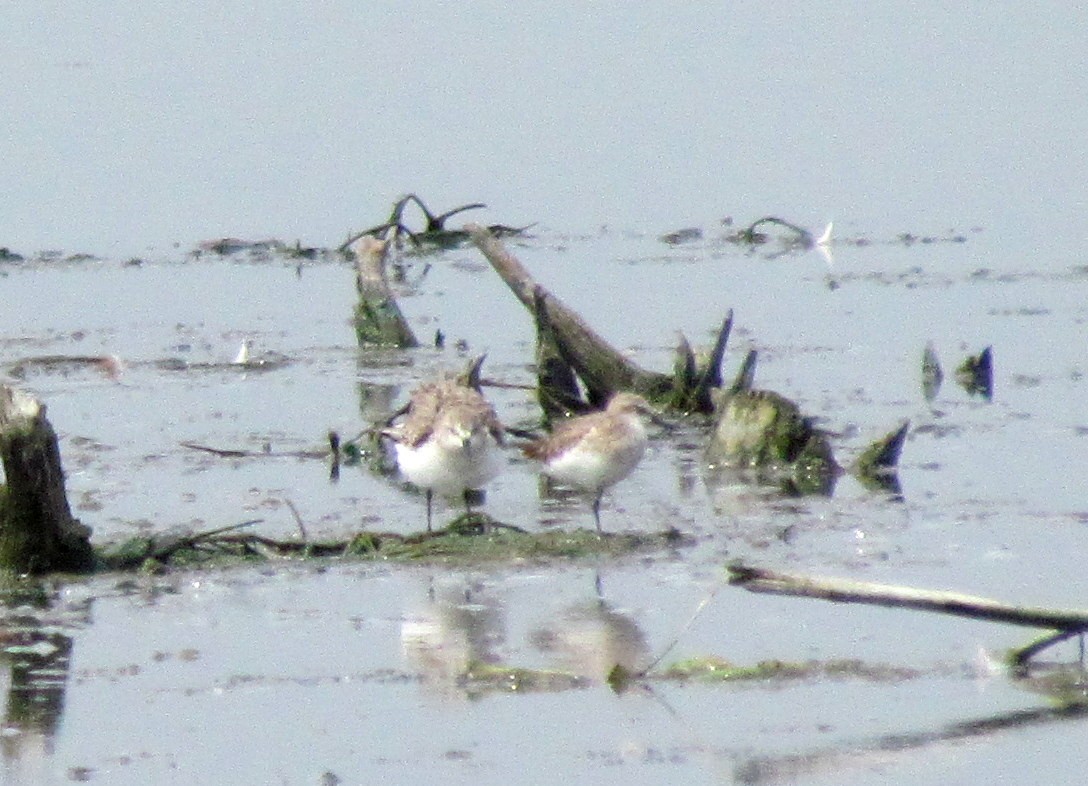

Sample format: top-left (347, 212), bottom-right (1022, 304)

top-left (384, 357), bottom-right (505, 531)
top-left (522, 392), bottom-right (654, 533)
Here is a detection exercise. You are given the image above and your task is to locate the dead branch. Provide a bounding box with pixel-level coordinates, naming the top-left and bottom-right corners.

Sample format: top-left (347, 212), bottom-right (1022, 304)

top-left (466, 222), bottom-right (673, 404)
top-left (729, 563), bottom-right (1088, 633)
top-left (180, 442), bottom-right (327, 459)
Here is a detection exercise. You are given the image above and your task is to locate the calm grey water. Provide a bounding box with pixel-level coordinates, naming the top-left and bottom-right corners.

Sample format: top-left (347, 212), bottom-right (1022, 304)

top-left (3, 3), bottom-right (1088, 785)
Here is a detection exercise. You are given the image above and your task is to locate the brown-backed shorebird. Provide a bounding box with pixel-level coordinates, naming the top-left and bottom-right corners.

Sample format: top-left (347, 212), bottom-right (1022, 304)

top-left (522, 392), bottom-right (653, 533)
top-left (384, 358), bottom-right (504, 531)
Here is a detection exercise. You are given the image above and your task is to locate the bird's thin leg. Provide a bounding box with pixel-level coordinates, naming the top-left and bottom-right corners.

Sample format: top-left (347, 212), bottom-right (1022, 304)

top-left (464, 489), bottom-right (490, 534)
top-left (592, 494), bottom-right (603, 535)
top-left (426, 489), bottom-right (433, 533)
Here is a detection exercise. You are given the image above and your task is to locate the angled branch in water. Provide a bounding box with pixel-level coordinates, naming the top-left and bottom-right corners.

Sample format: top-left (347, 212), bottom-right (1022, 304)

top-left (467, 222), bottom-right (674, 405)
top-left (728, 564), bottom-right (1088, 664)
top-left (283, 498), bottom-right (308, 542)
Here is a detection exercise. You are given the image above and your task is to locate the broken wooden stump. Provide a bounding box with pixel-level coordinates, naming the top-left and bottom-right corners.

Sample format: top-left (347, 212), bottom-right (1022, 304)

top-left (853, 420), bottom-right (911, 494)
top-left (956, 345), bottom-right (993, 399)
top-left (352, 236), bottom-right (419, 348)
top-left (668, 312), bottom-right (735, 413)
top-left (0, 386), bottom-right (94, 574)
top-left (706, 388), bottom-right (839, 495)
top-left (703, 346), bottom-right (907, 496)
top-left (922, 341), bottom-right (943, 402)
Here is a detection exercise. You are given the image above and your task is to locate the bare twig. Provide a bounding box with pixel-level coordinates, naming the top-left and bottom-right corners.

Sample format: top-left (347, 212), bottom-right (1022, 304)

top-left (188, 519), bottom-right (265, 543)
top-left (284, 498), bottom-right (308, 542)
top-left (640, 582), bottom-right (722, 676)
top-left (179, 442), bottom-right (327, 459)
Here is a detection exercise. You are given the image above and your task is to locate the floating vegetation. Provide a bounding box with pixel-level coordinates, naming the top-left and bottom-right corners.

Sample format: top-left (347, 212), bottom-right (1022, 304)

top-left (193, 238), bottom-right (325, 262)
top-left (94, 517), bottom-right (690, 573)
top-left (460, 660), bottom-right (591, 694)
top-left (654, 216), bottom-right (974, 261)
top-left (658, 227), bottom-right (703, 245)
top-left (659, 656), bottom-right (921, 684)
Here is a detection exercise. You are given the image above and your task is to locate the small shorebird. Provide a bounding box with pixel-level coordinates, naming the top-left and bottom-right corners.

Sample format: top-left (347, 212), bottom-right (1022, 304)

top-left (522, 392), bottom-right (653, 533)
top-left (384, 358), bottom-right (505, 531)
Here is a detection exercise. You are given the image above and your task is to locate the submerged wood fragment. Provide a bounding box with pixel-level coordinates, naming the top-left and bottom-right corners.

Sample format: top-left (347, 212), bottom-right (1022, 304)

top-left (0, 387), bottom-right (94, 574)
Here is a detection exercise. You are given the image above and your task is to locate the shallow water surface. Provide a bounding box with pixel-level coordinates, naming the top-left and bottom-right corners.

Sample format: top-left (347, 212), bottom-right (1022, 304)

top-left (3, 2), bottom-right (1088, 784)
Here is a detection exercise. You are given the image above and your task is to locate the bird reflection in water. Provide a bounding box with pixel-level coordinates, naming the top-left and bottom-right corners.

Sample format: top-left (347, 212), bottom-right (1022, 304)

top-left (400, 578), bottom-right (506, 698)
top-left (530, 596), bottom-right (651, 683)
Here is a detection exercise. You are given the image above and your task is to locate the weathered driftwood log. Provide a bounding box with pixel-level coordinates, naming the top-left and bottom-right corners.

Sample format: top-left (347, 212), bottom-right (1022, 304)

top-left (352, 237), bottom-right (419, 348)
top-left (0, 387), bottom-right (94, 574)
top-left (467, 223), bottom-right (735, 413)
top-left (468, 222), bottom-right (673, 406)
top-left (728, 564), bottom-right (1088, 666)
